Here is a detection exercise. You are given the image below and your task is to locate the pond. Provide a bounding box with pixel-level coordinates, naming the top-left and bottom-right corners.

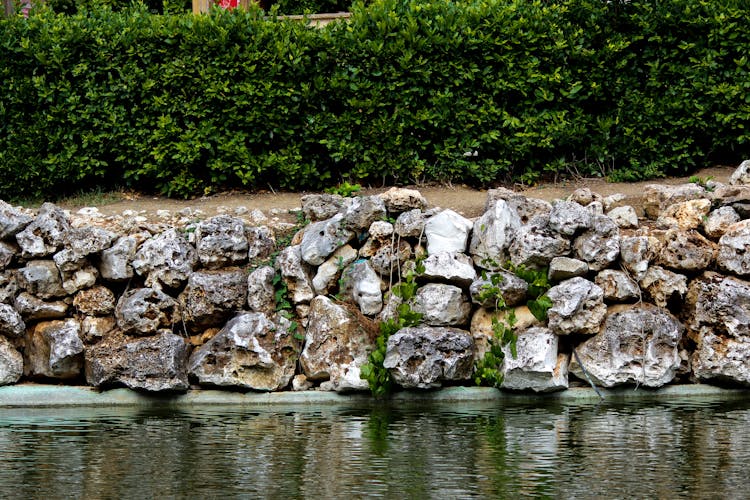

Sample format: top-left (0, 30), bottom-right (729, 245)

top-left (1, 397), bottom-right (748, 498)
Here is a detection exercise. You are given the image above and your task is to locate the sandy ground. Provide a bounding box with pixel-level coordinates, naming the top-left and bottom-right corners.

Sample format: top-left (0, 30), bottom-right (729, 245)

top-left (59, 165), bottom-right (735, 221)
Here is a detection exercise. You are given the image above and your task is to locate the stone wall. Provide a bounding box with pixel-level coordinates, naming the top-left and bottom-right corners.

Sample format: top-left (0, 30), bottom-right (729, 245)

top-left (2, 160), bottom-right (750, 394)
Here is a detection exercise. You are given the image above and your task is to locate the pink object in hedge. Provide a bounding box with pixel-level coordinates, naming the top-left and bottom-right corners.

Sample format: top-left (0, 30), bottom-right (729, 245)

top-left (216, 0), bottom-right (240, 9)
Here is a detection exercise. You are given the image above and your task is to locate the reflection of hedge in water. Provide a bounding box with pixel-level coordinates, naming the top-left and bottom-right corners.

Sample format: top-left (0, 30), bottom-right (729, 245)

top-left (1, 0), bottom-right (749, 200)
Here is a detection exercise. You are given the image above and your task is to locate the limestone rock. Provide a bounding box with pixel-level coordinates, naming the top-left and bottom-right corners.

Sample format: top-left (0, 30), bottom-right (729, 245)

top-left (567, 187), bottom-right (601, 206)
top-left (115, 288), bottom-right (179, 336)
top-left (73, 285), bottom-right (116, 316)
top-left (548, 256), bottom-right (589, 282)
top-left (620, 235), bottom-right (661, 280)
top-left (703, 206), bottom-right (741, 239)
top-left (643, 183), bottom-right (707, 219)
top-left (0, 241), bottom-right (15, 270)
top-left (421, 252), bottom-right (477, 288)
top-left (547, 277), bottom-right (606, 335)
top-left (339, 260), bottom-right (383, 315)
top-left (0, 200), bottom-right (33, 240)
top-left (548, 200), bottom-right (592, 236)
top-left (573, 215), bottom-right (620, 271)
top-left (469, 271), bottom-right (528, 308)
top-left (194, 215), bottom-right (248, 269)
top-left (595, 270), bottom-right (640, 303)
top-left (569, 304), bottom-right (684, 387)
top-left (300, 214), bottom-right (355, 266)
top-left (411, 283), bottom-right (471, 326)
top-left (485, 188), bottom-right (551, 224)
top-left (59, 263), bottom-right (99, 295)
top-left (370, 240), bottom-right (412, 277)
top-left (358, 221), bottom-right (394, 259)
top-left (132, 228), bottom-right (197, 289)
top-left (99, 236), bottom-right (137, 281)
top-left (275, 245), bottom-right (314, 305)
top-left (379, 187), bottom-right (427, 213)
top-left (0, 336), bottom-right (23, 385)
top-left (188, 312), bottom-right (299, 391)
top-left (180, 269), bottom-right (248, 330)
top-left (0, 272), bottom-right (16, 304)
top-left (469, 200), bottom-right (521, 270)
top-left (394, 209), bottom-right (430, 239)
top-left (717, 220), bottom-right (750, 276)
top-left (24, 319), bottom-right (84, 380)
top-left (471, 306), bottom-right (540, 360)
top-left (85, 331), bottom-right (189, 392)
top-left (246, 226), bottom-right (276, 263)
top-left (80, 315), bottom-right (116, 344)
top-left (339, 195), bottom-right (387, 232)
top-left (501, 327), bottom-right (569, 392)
top-left (0, 302), bottom-right (25, 338)
top-left (247, 265), bottom-right (276, 314)
top-left (384, 326), bottom-right (475, 389)
top-left (16, 260), bottom-right (66, 299)
top-left (509, 215), bottom-right (571, 269)
top-left (299, 296), bottom-right (378, 392)
top-left (14, 292), bottom-right (68, 321)
top-left (729, 159), bottom-right (750, 185)
top-left (311, 245), bottom-right (358, 295)
top-left (64, 226), bottom-right (117, 257)
top-left (606, 205), bottom-right (639, 229)
top-left (425, 209), bottom-right (473, 255)
top-left (638, 266), bottom-right (688, 309)
top-left (301, 193), bottom-right (345, 222)
top-left (15, 203), bottom-right (71, 258)
top-left (657, 229), bottom-right (716, 272)
top-left (656, 199), bottom-right (712, 231)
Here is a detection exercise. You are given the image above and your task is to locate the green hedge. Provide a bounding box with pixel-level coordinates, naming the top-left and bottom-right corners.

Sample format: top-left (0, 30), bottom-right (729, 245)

top-left (1, 0), bottom-right (749, 200)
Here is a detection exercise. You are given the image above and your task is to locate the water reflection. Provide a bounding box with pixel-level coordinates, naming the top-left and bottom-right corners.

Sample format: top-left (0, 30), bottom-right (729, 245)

top-left (0, 398), bottom-right (749, 498)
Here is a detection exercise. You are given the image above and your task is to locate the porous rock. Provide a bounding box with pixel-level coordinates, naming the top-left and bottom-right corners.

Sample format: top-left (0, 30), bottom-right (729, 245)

top-left (547, 277), bottom-right (606, 335)
top-left (703, 206), bottom-right (741, 239)
top-left (14, 292), bottom-right (68, 321)
top-left (643, 183), bottom-right (707, 219)
top-left (339, 195), bottom-right (387, 232)
top-left (115, 287), bottom-right (179, 336)
top-left (275, 245), bottom-right (314, 305)
top-left (194, 215), bottom-right (248, 268)
top-left (657, 229), bottom-right (715, 272)
top-left (484, 188), bottom-right (551, 224)
top-left (638, 266), bottom-right (688, 309)
top-left (469, 200), bottom-right (521, 270)
top-left (132, 228), bottom-right (197, 289)
top-left (471, 306), bottom-right (540, 360)
top-left (656, 199), bottom-right (712, 231)
top-left (411, 283), bottom-right (471, 326)
top-left (73, 285), bottom-right (116, 316)
top-left (24, 318), bottom-right (84, 380)
top-left (469, 271), bottom-right (528, 308)
top-left (548, 200), bottom-right (592, 236)
top-left (421, 251), bottom-right (477, 288)
top-left (247, 265), bottom-right (277, 314)
top-left (717, 220), bottom-right (750, 276)
top-left (15, 203), bottom-right (71, 258)
top-left (501, 327), bottom-right (569, 393)
top-left (548, 256), bottom-right (589, 282)
top-left (16, 260), bottom-right (66, 299)
top-left (606, 205), bottom-right (639, 229)
top-left (301, 193), bottom-right (345, 222)
top-left (99, 236), bottom-right (137, 281)
top-left (180, 269), bottom-right (248, 330)
top-left (573, 215), bottom-right (620, 271)
top-left (339, 260), bottom-right (383, 316)
top-left (312, 245), bottom-right (358, 295)
top-left (729, 159), bottom-right (750, 185)
top-left (0, 336), bottom-right (23, 386)
top-left (0, 302), bottom-right (25, 338)
top-left (509, 215), bottom-right (570, 269)
top-left (379, 187), bottom-right (427, 213)
top-left (595, 270), bottom-right (640, 303)
top-left (300, 214), bottom-right (355, 266)
top-left (0, 200), bottom-right (33, 240)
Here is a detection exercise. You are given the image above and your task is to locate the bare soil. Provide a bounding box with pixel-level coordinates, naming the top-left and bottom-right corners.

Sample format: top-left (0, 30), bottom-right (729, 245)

top-left (59, 165), bottom-right (735, 222)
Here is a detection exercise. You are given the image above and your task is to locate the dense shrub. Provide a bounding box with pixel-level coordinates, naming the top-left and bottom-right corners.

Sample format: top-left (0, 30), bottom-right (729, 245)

top-left (1, 0), bottom-right (749, 200)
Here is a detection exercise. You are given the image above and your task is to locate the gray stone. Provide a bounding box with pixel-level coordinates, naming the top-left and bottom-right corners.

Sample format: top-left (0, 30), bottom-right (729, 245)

top-left (0, 200), bottom-right (33, 240)
top-left (469, 271), bottom-right (528, 308)
top-left (717, 220), bottom-right (750, 276)
top-left (657, 229), bottom-right (716, 272)
top-left (425, 209), bottom-right (473, 255)
top-left (643, 183), bottom-right (707, 219)
top-left (300, 214), bottom-right (355, 266)
top-left (300, 296), bottom-right (379, 392)
top-left (729, 159), bottom-right (750, 185)
top-left (300, 193), bottom-right (345, 222)
top-left (548, 200), bottom-right (592, 236)
top-left (638, 266), bottom-right (688, 309)
top-left (595, 270), bottom-right (640, 303)
top-left (656, 199), bottom-right (712, 231)
top-left (80, 315), bottom-right (116, 344)
top-left (547, 277), bottom-right (606, 336)
top-left (73, 285), bottom-right (115, 316)
top-left (65, 226), bottom-right (117, 256)
top-left (340, 195), bottom-right (387, 232)
top-left (99, 236), bottom-right (137, 281)
top-left (0, 302), bottom-right (25, 338)
top-left (132, 229), bottom-right (197, 289)
top-left (606, 205), bottom-right (639, 229)
top-left (275, 245), bottom-right (314, 305)
top-left (16, 260), bottom-right (66, 299)
top-left (180, 269), bottom-right (248, 330)
top-left (484, 188), bottom-right (551, 224)
top-left (188, 312), bottom-right (300, 391)
top-left (194, 215), bottom-right (248, 269)
top-left (339, 260), bottom-right (383, 316)
top-left (85, 331), bottom-right (189, 392)
top-left (0, 241), bottom-right (16, 270)
top-left (548, 256), bottom-right (589, 282)
top-left (421, 252), bottom-right (477, 288)
top-left (471, 306), bottom-right (541, 360)
top-left (379, 187), bottom-right (427, 213)
top-left (0, 272), bottom-right (16, 304)
top-left (395, 209), bottom-right (433, 238)
top-left (411, 283), bottom-right (471, 326)
top-left (24, 319), bottom-right (84, 380)
top-left (509, 215), bottom-right (571, 269)
top-left (370, 240), bottom-right (412, 277)
top-left (620, 235), bottom-right (661, 280)
top-left (115, 288), bottom-right (179, 336)
top-left (384, 326), bottom-right (475, 389)
top-left (570, 304), bottom-right (684, 388)
top-left (0, 336), bottom-right (22, 385)
top-left (573, 215), bottom-right (620, 271)
top-left (469, 200), bottom-right (521, 270)
top-left (246, 226), bottom-right (275, 263)
top-left (247, 265), bottom-right (276, 314)
top-left (501, 327), bottom-right (568, 393)
top-left (15, 203), bottom-right (71, 258)
top-left (703, 206), bottom-right (741, 239)
top-left (311, 245), bottom-right (358, 295)
top-left (14, 292), bottom-right (68, 321)
top-left (567, 187), bottom-right (601, 206)
top-left (59, 263), bottom-right (99, 295)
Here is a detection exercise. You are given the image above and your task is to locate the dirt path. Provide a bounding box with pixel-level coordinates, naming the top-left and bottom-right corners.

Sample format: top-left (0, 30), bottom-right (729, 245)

top-left (59, 165), bottom-right (735, 222)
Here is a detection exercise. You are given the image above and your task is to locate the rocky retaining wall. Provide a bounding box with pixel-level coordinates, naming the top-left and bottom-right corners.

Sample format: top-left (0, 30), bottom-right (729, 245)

top-left (2, 161), bottom-right (750, 394)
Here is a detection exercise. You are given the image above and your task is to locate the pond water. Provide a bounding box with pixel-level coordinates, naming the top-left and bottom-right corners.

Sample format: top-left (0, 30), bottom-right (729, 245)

top-left (1, 397), bottom-right (749, 498)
